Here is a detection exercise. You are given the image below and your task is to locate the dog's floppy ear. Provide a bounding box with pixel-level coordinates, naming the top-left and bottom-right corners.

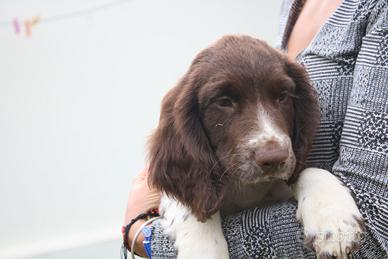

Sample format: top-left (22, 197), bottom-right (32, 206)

top-left (148, 70), bottom-right (226, 222)
top-left (285, 60), bottom-right (321, 182)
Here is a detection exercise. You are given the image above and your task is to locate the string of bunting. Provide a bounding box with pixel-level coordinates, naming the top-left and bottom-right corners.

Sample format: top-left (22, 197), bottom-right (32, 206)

top-left (0, 0), bottom-right (131, 37)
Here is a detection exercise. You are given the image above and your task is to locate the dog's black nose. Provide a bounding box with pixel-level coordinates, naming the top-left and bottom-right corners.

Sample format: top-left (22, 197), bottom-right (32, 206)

top-left (255, 143), bottom-right (288, 173)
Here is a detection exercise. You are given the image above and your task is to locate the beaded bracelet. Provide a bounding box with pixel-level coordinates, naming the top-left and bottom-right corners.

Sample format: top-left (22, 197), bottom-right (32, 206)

top-left (121, 209), bottom-right (159, 259)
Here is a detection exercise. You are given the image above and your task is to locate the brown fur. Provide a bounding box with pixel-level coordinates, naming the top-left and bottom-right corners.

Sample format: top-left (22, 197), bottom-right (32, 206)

top-left (148, 35), bottom-right (320, 221)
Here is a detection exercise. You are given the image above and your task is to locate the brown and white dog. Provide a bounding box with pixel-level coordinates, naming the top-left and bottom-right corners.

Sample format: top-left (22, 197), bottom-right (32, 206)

top-left (148, 35), bottom-right (364, 258)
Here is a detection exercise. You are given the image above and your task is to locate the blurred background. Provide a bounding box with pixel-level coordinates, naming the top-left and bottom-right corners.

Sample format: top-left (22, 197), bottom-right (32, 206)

top-left (0, 0), bottom-right (282, 258)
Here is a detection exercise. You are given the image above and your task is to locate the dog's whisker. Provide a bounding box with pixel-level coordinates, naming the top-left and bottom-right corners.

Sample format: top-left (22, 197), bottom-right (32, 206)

top-left (218, 162), bottom-right (240, 181)
top-left (208, 153), bottom-right (240, 175)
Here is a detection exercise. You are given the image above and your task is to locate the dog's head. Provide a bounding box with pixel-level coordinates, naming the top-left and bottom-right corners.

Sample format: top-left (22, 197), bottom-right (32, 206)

top-left (148, 35), bottom-right (320, 221)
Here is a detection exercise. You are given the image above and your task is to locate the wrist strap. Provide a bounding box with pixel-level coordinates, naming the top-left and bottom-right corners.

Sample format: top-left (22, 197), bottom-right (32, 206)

top-left (121, 209), bottom-right (159, 259)
top-left (131, 217), bottom-right (160, 259)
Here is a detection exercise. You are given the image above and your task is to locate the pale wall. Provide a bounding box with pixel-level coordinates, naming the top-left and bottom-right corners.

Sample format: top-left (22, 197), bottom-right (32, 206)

top-left (0, 0), bottom-right (282, 258)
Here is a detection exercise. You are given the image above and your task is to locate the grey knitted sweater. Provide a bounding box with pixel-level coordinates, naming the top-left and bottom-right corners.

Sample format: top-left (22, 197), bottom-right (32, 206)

top-left (150, 0), bottom-right (388, 258)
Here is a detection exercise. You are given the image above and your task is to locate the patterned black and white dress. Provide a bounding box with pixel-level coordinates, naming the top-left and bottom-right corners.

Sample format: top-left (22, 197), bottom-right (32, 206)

top-left (151, 0), bottom-right (388, 257)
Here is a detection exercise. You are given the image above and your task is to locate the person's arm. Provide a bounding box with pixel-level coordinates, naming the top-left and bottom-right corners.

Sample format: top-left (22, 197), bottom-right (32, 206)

top-left (127, 220), bottom-right (147, 257)
top-left (124, 167), bottom-right (161, 257)
top-left (150, 200), bottom-right (316, 258)
top-left (329, 1), bottom-right (388, 255)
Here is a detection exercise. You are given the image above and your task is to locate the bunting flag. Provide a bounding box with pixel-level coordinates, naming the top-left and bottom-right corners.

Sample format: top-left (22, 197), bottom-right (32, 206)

top-left (0, 0), bottom-right (131, 38)
top-left (24, 16), bottom-right (40, 37)
top-left (12, 18), bottom-right (20, 35)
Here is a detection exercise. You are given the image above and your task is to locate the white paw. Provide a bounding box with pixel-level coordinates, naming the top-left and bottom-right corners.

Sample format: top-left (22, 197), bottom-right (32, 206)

top-left (160, 195), bottom-right (230, 259)
top-left (295, 168), bottom-right (366, 258)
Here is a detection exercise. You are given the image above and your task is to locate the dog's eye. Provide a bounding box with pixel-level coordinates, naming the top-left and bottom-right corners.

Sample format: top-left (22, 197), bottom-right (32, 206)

top-left (278, 91), bottom-right (289, 103)
top-left (215, 97), bottom-right (234, 107)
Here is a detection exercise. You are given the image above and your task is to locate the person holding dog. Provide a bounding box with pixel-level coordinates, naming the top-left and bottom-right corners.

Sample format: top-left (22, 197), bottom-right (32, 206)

top-left (124, 0), bottom-right (388, 258)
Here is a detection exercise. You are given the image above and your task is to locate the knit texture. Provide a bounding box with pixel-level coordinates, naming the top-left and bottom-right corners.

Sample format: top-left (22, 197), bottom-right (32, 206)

top-left (151, 0), bottom-right (388, 257)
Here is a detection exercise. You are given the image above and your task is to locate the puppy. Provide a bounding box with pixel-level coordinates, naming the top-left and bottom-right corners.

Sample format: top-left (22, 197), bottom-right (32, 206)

top-left (148, 35), bottom-right (364, 258)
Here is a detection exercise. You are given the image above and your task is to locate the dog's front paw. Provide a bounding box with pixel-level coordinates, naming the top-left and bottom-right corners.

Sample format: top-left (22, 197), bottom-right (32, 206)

top-left (160, 195), bottom-right (230, 259)
top-left (295, 168), bottom-right (366, 258)
top-left (174, 213), bottom-right (230, 259)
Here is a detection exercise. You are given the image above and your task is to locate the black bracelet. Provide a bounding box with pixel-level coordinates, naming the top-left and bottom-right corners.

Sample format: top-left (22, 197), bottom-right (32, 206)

top-left (121, 209), bottom-right (160, 259)
top-left (122, 213), bottom-right (148, 250)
